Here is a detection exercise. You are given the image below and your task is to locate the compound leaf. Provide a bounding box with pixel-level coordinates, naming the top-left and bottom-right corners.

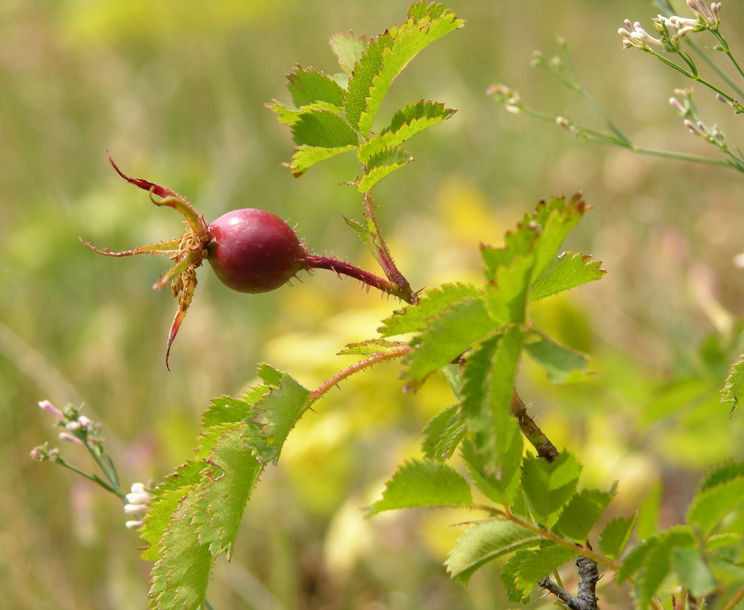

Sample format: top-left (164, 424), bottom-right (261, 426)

top-left (357, 6), bottom-right (463, 136)
top-left (365, 459), bottom-right (473, 516)
top-left (446, 520), bottom-right (541, 584)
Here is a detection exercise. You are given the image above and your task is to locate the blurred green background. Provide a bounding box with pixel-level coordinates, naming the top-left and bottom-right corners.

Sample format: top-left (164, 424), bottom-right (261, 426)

top-left (4, 0), bottom-right (744, 608)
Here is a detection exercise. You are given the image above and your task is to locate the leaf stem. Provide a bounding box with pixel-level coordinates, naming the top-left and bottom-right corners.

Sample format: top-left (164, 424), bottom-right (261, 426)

top-left (721, 584), bottom-right (744, 610)
top-left (511, 390), bottom-right (558, 462)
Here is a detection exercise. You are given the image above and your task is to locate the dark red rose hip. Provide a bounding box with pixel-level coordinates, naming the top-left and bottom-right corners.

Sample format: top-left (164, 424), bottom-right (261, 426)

top-left (207, 209), bottom-right (307, 293)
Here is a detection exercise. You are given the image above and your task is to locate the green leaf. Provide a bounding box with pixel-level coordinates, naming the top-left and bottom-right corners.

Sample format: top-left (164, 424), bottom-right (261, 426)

top-left (401, 295), bottom-right (498, 390)
top-left (617, 536), bottom-right (656, 583)
top-left (637, 526), bottom-right (696, 610)
top-left (686, 474), bottom-right (744, 536)
top-left (483, 252), bottom-right (535, 325)
top-left (329, 32), bottom-right (367, 76)
top-left (481, 196), bottom-right (588, 285)
top-left (458, 328), bottom-right (523, 505)
top-left (524, 332), bottom-right (592, 385)
top-left (357, 7), bottom-right (464, 136)
top-left (529, 251), bottom-right (606, 302)
top-left (290, 108), bottom-right (359, 148)
top-left (140, 460), bottom-right (206, 562)
top-left (446, 520), bottom-right (542, 584)
top-left (521, 452), bottom-right (581, 528)
top-left (365, 459), bottom-right (473, 516)
top-left (248, 368), bottom-right (312, 464)
top-left (192, 426), bottom-right (264, 559)
top-left (555, 486), bottom-right (616, 543)
top-left (337, 338), bottom-right (407, 356)
top-left (707, 532), bottom-right (742, 550)
top-left (598, 514), bottom-right (636, 561)
top-left (358, 100), bottom-right (456, 163)
top-left (345, 31), bottom-right (391, 132)
top-left (721, 358), bottom-right (744, 416)
top-left (148, 488), bottom-right (214, 610)
top-left (699, 460), bottom-right (744, 491)
top-left (672, 547), bottom-right (716, 597)
top-left (356, 146), bottom-right (412, 193)
top-left (202, 396), bottom-right (254, 428)
top-left (421, 405), bottom-right (466, 461)
top-left (286, 65), bottom-right (346, 107)
top-left (378, 283), bottom-right (482, 337)
top-left (286, 144), bottom-right (356, 178)
top-left (501, 544), bottom-right (579, 603)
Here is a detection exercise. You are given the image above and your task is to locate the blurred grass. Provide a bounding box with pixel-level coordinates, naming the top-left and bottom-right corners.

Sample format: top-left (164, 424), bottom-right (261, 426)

top-left (3, 0), bottom-right (744, 608)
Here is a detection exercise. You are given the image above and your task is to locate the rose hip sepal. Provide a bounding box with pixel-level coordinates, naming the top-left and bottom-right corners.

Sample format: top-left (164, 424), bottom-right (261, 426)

top-left (81, 153), bottom-right (416, 368)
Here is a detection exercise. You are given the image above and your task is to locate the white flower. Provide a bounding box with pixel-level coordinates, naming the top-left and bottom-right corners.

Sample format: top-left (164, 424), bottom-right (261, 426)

top-left (124, 482), bottom-right (153, 523)
top-left (618, 20), bottom-right (666, 49)
top-left (687, 0), bottom-right (721, 27)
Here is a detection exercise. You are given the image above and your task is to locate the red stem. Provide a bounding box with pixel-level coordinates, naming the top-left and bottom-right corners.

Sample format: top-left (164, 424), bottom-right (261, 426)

top-left (304, 254), bottom-right (417, 304)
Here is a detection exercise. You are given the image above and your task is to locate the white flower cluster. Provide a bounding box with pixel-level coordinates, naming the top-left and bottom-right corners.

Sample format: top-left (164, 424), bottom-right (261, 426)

top-left (124, 482), bottom-right (154, 530)
top-left (620, 1), bottom-right (722, 48)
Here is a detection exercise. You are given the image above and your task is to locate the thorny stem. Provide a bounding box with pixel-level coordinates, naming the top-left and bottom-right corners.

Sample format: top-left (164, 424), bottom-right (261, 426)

top-left (304, 255), bottom-right (417, 304)
top-left (361, 191), bottom-right (418, 304)
top-left (511, 390), bottom-right (558, 462)
top-left (721, 584), bottom-right (744, 610)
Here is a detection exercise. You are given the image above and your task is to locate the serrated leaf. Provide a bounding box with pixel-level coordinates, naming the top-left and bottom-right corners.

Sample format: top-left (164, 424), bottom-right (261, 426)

top-left (356, 146), bottom-right (412, 193)
top-left (330, 32), bottom-right (366, 76)
top-left (598, 514), bottom-right (636, 561)
top-left (501, 544), bottom-right (578, 603)
top-left (699, 460), bottom-right (744, 491)
top-left (672, 547), bottom-right (716, 597)
top-left (338, 338), bottom-right (408, 356)
top-left (148, 488), bottom-right (214, 610)
top-left (290, 108), bottom-right (359, 148)
top-left (140, 461), bottom-right (206, 562)
top-left (345, 31), bottom-right (391, 131)
top-left (202, 396), bottom-right (254, 428)
top-left (191, 425), bottom-right (264, 559)
top-left (407, 0), bottom-right (450, 21)
top-left (637, 526), bottom-right (696, 610)
top-left (286, 66), bottom-right (346, 107)
top-left (287, 144), bottom-right (356, 178)
top-left (617, 536), bottom-right (656, 583)
top-left (482, 196), bottom-right (588, 286)
top-left (446, 520), bottom-right (542, 584)
top-left (530, 251), bottom-right (606, 302)
top-left (401, 295), bottom-right (498, 390)
top-left (707, 532), bottom-right (742, 550)
top-left (721, 358), bottom-right (744, 416)
top-left (379, 283), bottom-right (482, 337)
top-left (484, 252), bottom-right (535, 325)
top-left (421, 404), bottom-right (466, 461)
top-left (521, 452), bottom-right (581, 528)
top-left (555, 486), bottom-right (616, 542)
top-left (686, 475), bottom-right (744, 536)
top-left (524, 332), bottom-right (592, 385)
top-left (357, 8), bottom-right (464, 136)
top-left (358, 100), bottom-right (456, 163)
top-left (365, 459), bottom-right (473, 516)
top-left (248, 370), bottom-right (312, 464)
